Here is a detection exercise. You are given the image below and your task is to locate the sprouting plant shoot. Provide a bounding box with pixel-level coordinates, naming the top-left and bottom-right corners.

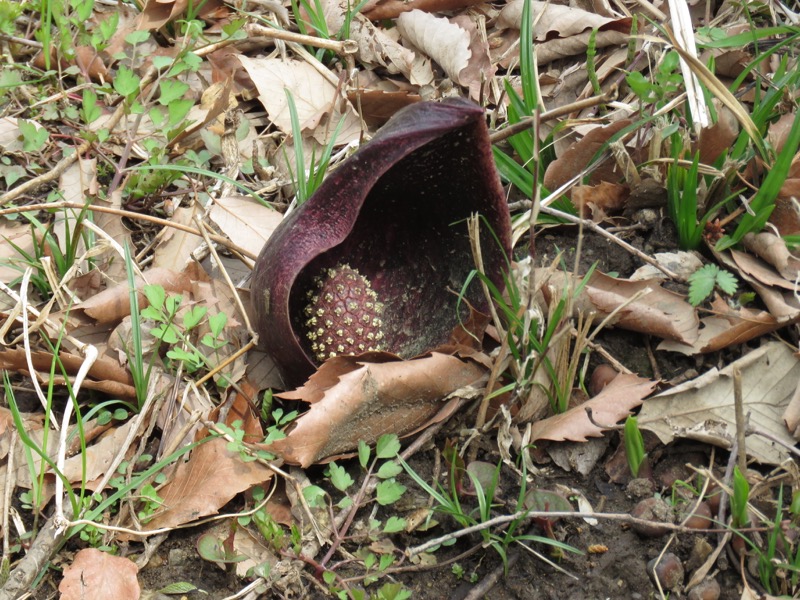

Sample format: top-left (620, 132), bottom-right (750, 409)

top-left (624, 415), bottom-right (647, 478)
top-left (731, 465), bottom-right (751, 528)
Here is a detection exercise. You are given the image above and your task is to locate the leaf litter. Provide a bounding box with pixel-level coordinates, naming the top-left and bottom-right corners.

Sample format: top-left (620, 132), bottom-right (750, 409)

top-left (1, 0), bottom-right (800, 597)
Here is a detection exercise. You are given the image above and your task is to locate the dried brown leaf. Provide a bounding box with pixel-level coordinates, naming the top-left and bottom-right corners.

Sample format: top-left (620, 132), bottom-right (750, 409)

top-left (498, 0), bottom-right (630, 40)
top-left (322, 0), bottom-right (433, 86)
top-left (641, 342), bottom-right (799, 465)
top-left (79, 266), bottom-right (198, 323)
top-left (543, 121), bottom-right (631, 195)
top-left (151, 205), bottom-right (204, 272)
top-left (208, 195), bottom-right (284, 260)
top-left (572, 182), bottom-right (629, 220)
top-left (397, 12), bottom-right (494, 100)
top-left (267, 353), bottom-right (486, 467)
top-left (140, 384), bottom-right (273, 532)
top-left (539, 270), bottom-right (700, 345)
top-left (59, 549), bottom-right (140, 600)
top-left (658, 296), bottom-right (781, 355)
top-left (741, 232), bottom-right (800, 282)
top-left (237, 56), bottom-right (361, 146)
top-left (528, 374), bottom-right (656, 442)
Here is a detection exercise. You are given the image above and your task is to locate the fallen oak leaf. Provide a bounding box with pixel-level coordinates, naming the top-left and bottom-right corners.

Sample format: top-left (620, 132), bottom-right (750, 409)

top-left (538, 270), bottom-right (700, 345)
top-left (658, 296), bottom-right (780, 355)
top-left (641, 342), bottom-right (799, 465)
top-left (59, 549), bottom-right (140, 600)
top-left (130, 383), bottom-right (274, 535)
top-left (264, 352), bottom-right (486, 467)
top-left (528, 374), bottom-right (657, 442)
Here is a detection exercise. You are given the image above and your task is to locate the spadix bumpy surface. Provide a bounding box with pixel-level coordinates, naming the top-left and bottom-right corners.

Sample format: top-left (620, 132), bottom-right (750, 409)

top-left (303, 263), bottom-right (385, 362)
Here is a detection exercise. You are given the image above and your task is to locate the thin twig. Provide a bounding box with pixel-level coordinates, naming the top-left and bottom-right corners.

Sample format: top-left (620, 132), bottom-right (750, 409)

top-left (246, 23), bottom-right (357, 56)
top-left (733, 366), bottom-right (747, 473)
top-left (406, 509), bottom-right (738, 557)
top-left (0, 201), bottom-right (259, 261)
top-left (488, 89), bottom-right (618, 144)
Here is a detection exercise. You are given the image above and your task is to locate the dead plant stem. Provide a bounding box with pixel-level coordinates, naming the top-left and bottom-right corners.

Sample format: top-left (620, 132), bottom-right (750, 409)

top-left (406, 508), bottom-right (767, 557)
top-left (488, 91), bottom-right (617, 144)
top-left (245, 23), bottom-right (357, 56)
top-left (733, 366), bottom-right (748, 474)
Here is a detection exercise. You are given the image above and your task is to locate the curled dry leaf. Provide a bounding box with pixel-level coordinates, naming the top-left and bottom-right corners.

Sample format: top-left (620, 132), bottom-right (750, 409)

top-left (494, 0), bottom-right (631, 66)
top-left (543, 121), bottom-right (632, 197)
top-left (0, 349), bottom-right (135, 399)
top-left (713, 246), bottom-right (800, 323)
top-left (134, 382), bottom-right (274, 533)
top-left (528, 373), bottom-right (656, 443)
top-left (658, 295), bottom-right (781, 355)
top-left (641, 342), bottom-right (799, 465)
top-left (742, 232), bottom-right (800, 281)
top-left (59, 549), bottom-right (140, 600)
top-left (322, 0), bottom-right (433, 86)
top-left (396, 11), bottom-right (494, 99)
top-left (237, 56), bottom-right (361, 146)
top-left (538, 269), bottom-right (700, 345)
top-left (265, 352), bottom-right (486, 467)
top-left (497, 0), bottom-right (631, 40)
top-left (79, 265), bottom-right (203, 324)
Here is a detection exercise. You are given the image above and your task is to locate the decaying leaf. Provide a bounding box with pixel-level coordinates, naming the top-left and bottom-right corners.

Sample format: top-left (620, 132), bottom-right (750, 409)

top-left (640, 342), bottom-right (799, 465)
top-left (658, 296), bottom-right (781, 355)
top-left (538, 269), bottom-right (700, 345)
top-left (362, 0), bottom-right (486, 20)
top-left (265, 352), bottom-right (486, 467)
top-left (237, 56), bottom-right (361, 146)
top-left (79, 264), bottom-right (205, 323)
top-left (528, 374), bottom-right (656, 442)
top-left (396, 11), bottom-right (494, 99)
top-left (137, 386), bottom-right (274, 532)
top-left (59, 549), bottom-right (140, 600)
top-left (494, 0), bottom-right (631, 66)
top-left (208, 195), bottom-right (284, 260)
top-left (321, 0), bottom-right (433, 86)
top-left (543, 121), bottom-right (632, 196)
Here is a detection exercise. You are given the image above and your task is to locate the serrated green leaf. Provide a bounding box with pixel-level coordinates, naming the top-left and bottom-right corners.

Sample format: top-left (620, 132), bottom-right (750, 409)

top-left (329, 462), bottom-right (354, 492)
top-left (376, 461), bottom-right (403, 479)
top-left (375, 434), bottom-right (400, 459)
top-left (383, 516), bottom-right (406, 533)
top-left (302, 485), bottom-right (326, 507)
top-left (715, 269), bottom-right (738, 295)
top-left (687, 264), bottom-right (718, 306)
top-left (376, 480), bottom-right (406, 505)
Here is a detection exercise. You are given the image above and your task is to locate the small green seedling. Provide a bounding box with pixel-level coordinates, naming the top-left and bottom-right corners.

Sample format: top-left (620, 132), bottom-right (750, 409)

top-left (623, 415), bottom-right (649, 478)
top-left (687, 264), bottom-right (737, 306)
top-left (731, 465), bottom-right (751, 529)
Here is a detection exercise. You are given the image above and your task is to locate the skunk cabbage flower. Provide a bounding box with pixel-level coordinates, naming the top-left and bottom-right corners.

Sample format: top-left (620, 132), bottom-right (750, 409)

top-left (251, 98), bottom-right (512, 387)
